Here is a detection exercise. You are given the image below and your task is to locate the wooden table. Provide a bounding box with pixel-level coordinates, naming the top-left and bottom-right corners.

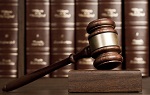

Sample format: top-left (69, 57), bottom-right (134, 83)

top-left (0, 77), bottom-right (150, 95)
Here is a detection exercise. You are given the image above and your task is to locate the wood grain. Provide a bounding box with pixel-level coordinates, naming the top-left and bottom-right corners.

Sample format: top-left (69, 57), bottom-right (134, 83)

top-left (68, 70), bottom-right (142, 92)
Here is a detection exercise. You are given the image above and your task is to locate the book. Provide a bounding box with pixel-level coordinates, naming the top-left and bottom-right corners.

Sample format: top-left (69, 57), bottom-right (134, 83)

top-left (98, 0), bottom-right (122, 70)
top-left (98, 0), bottom-right (122, 46)
top-left (0, 0), bottom-right (18, 78)
top-left (75, 0), bottom-right (98, 70)
top-left (124, 0), bottom-right (149, 76)
top-left (25, 0), bottom-right (50, 77)
top-left (50, 0), bottom-right (75, 77)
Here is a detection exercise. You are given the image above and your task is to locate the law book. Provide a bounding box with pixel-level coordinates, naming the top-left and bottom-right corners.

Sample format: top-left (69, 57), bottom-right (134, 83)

top-left (98, 0), bottom-right (122, 70)
top-left (124, 0), bottom-right (149, 76)
top-left (75, 0), bottom-right (98, 70)
top-left (0, 0), bottom-right (18, 78)
top-left (25, 0), bottom-right (50, 77)
top-left (50, 0), bottom-right (75, 77)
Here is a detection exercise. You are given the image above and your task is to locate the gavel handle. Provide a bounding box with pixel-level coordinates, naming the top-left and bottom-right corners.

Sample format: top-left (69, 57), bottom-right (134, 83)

top-left (2, 46), bottom-right (91, 92)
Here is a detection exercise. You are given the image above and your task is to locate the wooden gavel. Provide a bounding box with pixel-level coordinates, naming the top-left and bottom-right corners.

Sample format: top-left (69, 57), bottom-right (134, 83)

top-left (2, 18), bottom-right (123, 92)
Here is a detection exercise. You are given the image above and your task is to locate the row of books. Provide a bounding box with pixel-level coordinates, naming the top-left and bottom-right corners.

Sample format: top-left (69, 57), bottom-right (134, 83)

top-left (0, 0), bottom-right (149, 78)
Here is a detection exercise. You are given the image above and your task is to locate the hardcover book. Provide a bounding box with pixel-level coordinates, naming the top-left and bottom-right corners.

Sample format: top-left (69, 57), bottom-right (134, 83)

top-left (98, 0), bottom-right (122, 46)
top-left (50, 0), bottom-right (75, 77)
top-left (98, 0), bottom-right (122, 70)
top-left (75, 0), bottom-right (98, 70)
top-left (0, 0), bottom-right (18, 78)
top-left (25, 0), bottom-right (50, 77)
top-left (124, 0), bottom-right (149, 76)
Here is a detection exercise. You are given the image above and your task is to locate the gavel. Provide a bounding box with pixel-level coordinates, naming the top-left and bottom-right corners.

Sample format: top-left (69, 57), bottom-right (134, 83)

top-left (2, 18), bottom-right (123, 92)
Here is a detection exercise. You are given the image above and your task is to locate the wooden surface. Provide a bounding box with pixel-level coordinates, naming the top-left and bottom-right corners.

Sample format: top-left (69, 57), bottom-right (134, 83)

top-left (68, 70), bottom-right (142, 92)
top-left (0, 77), bottom-right (150, 95)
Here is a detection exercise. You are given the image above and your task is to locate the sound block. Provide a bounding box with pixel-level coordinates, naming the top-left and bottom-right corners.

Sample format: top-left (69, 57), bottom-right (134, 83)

top-left (68, 70), bottom-right (142, 93)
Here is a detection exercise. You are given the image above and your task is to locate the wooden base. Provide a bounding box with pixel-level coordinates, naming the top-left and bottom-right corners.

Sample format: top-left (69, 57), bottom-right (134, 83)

top-left (68, 70), bottom-right (142, 93)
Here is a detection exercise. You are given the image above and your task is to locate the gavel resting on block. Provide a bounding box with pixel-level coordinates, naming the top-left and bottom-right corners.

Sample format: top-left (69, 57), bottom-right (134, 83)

top-left (2, 18), bottom-right (142, 93)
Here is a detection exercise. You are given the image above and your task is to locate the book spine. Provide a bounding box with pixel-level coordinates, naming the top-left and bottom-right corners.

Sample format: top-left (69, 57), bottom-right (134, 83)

top-left (75, 0), bottom-right (98, 70)
top-left (98, 0), bottom-right (122, 46)
top-left (124, 0), bottom-right (149, 76)
top-left (0, 0), bottom-right (18, 78)
top-left (25, 0), bottom-right (50, 77)
top-left (98, 0), bottom-right (122, 70)
top-left (50, 0), bottom-right (75, 77)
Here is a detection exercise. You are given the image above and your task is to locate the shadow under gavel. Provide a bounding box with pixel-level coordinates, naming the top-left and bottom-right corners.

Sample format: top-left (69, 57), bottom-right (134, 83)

top-left (2, 18), bottom-right (123, 92)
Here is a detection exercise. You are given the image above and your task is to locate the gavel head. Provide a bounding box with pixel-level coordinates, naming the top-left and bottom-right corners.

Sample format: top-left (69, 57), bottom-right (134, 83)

top-left (86, 18), bottom-right (123, 70)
